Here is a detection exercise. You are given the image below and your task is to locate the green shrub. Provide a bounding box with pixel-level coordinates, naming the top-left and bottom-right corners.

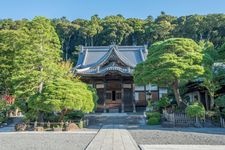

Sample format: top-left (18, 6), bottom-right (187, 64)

top-left (147, 117), bottom-right (160, 125)
top-left (146, 112), bottom-right (161, 125)
top-left (185, 102), bottom-right (205, 118)
top-left (146, 112), bottom-right (161, 119)
top-left (65, 111), bottom-right (84, 121)
top-left (157, 97), bottom-right (170, 108)
top-left (44, 114), bottom-right (60, 122)
top-left (215, 95), bottom-right (225, 107)
top-left (78, 120), bottom-right (84, 128)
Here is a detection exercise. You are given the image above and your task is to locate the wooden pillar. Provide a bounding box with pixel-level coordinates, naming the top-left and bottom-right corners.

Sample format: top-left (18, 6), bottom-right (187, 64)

top-left (121, 78), bottom-right (124, 113)
top-left (205, 91), bottom-right (209, 110)
top-left (91, 80), bottom-right (96, 113)
top-left (197, 91), bottom-right (201, 102)
top-left (144, 85), bottom-right (147, 102)
top-left (104, 79), bottom-right (106, 113)
top-left (92, 80), bottom-right (95, 88)
top-left (131, 83), bottom-right (136, 113)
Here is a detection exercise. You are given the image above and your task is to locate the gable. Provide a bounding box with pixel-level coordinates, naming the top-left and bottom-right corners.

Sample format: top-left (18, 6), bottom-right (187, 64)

top-left (76, 45), bottom-right (147, 68)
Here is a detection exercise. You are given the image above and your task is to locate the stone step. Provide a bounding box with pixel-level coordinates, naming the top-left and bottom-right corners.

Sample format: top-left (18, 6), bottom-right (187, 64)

top-left (85, 113), bottom-right (146, 126)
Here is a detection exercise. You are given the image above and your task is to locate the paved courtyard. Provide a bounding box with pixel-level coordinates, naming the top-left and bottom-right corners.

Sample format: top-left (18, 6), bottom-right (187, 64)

top-left (86, 125), bottom-right (139, 150)
top-left (129, 126), bottom-right (225, 145)
top-left (1, 125), bottom-right (225, 150)
top-left (0, 131), bottom-right (97, 150)
top-left (140, 145), bottom-right (225, 150)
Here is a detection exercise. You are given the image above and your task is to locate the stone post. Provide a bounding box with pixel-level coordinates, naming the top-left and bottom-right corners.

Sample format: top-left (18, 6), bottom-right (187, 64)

top-left (133, 102), bottom-right (136, 113)
top-left (104, 102), bottom-right (106, 113)
top-left (131, 83), bottom-right (136, 113)
top-left (121, 103), bottom-right (124, 113)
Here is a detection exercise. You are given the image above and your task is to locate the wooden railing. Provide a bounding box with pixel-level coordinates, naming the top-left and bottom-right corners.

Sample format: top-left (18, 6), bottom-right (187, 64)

top-left (163, 110), bottom-right (198, 127)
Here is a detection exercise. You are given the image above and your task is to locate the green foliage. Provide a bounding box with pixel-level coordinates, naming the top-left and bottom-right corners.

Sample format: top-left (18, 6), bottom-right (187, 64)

top-left (27, 76), bottom-right (95, 120)
top-left (2, 14), bottom-right (225, 119)
top-left (185, 102), bottom-right (205, 118)
top-left (0, 30), bottom-right (23, 95)
top-left (65, 111), bottom-right (84, 120)
top-left (12, 16), bottom-right (62, 105)
top-left (146, 112), bottom-right (161, 119)
top-left (147, 117), bottom-right (161, 125)
top-left (2, 14), bottom-right (225, 63)
top-left (0, 99), bottom-right (10, 123)
top-left (205, 110), bottom-right (220, 122)
top-left (146, 112), bottom-right (161, 125)
top-left (215, 95), bottom-right (225, 107)
top-left (219, 43), bottom-right (225, 62)
top-left (134, 38), bottom-right (204, 85)
top-left (200, 41), bottom-right (225, 109)
top-left (43, 113), bottom-right (60, 122)
top-left (134, 38), bottom-right (204, 106)
top-left (157, 97), bottom-right (170, 108)
top-left (0, 17), bottom-right (97, 121)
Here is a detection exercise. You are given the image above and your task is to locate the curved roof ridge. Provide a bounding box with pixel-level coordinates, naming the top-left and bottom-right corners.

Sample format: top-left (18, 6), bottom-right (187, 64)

top-left (94, 46), bottom-right (135, 68)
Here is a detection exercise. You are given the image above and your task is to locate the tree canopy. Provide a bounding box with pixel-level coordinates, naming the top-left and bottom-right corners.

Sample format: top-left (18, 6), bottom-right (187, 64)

top-left (134, 38), bottom-right (204, 106)
top-left (2, 13), bottom-right (225, 63)
top-left (0, 17), bottom-right (96, 121)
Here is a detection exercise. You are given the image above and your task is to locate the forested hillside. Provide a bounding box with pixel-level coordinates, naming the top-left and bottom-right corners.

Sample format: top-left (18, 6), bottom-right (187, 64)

top-left (1, 12), bottom-right (225, 62)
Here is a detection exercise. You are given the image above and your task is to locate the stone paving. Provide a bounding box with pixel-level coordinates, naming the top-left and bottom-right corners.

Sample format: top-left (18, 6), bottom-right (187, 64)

top-left (140, 145), bottom-right (225, 150)
top-left (0, 131), bottom-right (97, 150)
top-left (86, 125), bottom-right (139, 150)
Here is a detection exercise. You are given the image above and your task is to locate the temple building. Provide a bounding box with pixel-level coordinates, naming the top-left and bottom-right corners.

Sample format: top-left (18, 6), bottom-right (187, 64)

top-left (75, 45), bottom-right (167, 113)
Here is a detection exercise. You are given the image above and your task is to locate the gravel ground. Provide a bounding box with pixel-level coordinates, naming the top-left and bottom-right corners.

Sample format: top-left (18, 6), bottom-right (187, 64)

top-left (129, 126), bottom-right (225, 145)
top-left (0, 132), bottom-right (97, 150)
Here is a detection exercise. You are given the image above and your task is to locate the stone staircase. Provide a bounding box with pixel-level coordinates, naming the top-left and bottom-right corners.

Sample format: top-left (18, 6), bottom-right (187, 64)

top-left (84, 113), bottom-right (146, 126)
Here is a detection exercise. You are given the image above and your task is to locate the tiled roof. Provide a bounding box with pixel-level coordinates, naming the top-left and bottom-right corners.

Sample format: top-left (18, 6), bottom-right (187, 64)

top-left (75, 45), bottom-right (148, 75)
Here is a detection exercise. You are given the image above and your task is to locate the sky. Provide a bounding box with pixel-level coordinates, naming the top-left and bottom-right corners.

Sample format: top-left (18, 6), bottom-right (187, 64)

top-left (1, 0), bottom-right (225, 20)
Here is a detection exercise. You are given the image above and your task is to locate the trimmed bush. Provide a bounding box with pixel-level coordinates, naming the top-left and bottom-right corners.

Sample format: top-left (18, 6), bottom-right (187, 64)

top-left (215, 95), bottom-right (225, 107)
top-left (185, 102), bottom-right (205, 118)
top-left (146, 112), bottom-right (161, 119)
top-left (146, 112), bottom-right (161, 125)
top-left (157, 97), bottom-right (170, 108)
top-left (147, 117), bottom-right (160, 125)
top-left (65, 111), bottom-right (84, 121)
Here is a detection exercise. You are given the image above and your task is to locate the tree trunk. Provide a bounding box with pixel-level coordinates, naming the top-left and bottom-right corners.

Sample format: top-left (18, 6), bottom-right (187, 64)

top-left (38, 111), bottom-right (44, 122)
top-left (172, 79), bottom-right (182, 107)
top-left (38, 67), bottom-right (44, 122)
top-left (210, 94), bottom-right (214, 109)
top-left (60, 108), bottom-right (68, 121)
top-left (91, 37), bottom-right (93, 46)
top-left (38, 67), bottom-right (44, 93)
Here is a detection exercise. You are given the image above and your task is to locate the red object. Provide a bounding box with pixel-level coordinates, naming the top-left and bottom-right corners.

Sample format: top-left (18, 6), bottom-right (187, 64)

top-left (3, 95), bottom-right (15, 104)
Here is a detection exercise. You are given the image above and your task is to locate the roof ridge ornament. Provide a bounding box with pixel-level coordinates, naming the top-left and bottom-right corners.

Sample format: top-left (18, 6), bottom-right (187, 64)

top-left (109, 44), bottom-right (118, 50)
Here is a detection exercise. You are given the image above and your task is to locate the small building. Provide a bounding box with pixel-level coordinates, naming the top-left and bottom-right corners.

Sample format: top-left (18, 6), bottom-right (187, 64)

top-left (183, 62), bottom-right (225, 110)
top-left (75, 45), bottom-right (167, 113)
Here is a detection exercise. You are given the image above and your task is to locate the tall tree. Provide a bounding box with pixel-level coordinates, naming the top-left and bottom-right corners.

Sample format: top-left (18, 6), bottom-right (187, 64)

top-left (13, 17), bottom-right (62, 119)
top-left (27, 62), bottom-right (96, 121)
top-left (200, 41), bottom-right (220, 109)
top-left (53, 17), bottom-right (80, 60)
top-left (99, 15), bottom-right (133, 45)
top-left (134, 38), bottom-right (204, 106)
top-left (127, 18), bottom-right (146, 45)
top-left (0, 30), bottom-right (23, 96)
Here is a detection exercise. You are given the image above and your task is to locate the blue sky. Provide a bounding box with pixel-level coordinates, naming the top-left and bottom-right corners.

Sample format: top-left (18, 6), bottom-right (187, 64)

top-left (1, 0), bottom-right (225, 20)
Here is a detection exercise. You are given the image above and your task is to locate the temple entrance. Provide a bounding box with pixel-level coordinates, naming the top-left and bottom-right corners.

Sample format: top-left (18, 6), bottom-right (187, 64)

top-left (93, 73), bottom-right (135, 113)
top-left (112, 91), bottom-right (116, 101)
top-left (105, 81), bottom-right (122, 112)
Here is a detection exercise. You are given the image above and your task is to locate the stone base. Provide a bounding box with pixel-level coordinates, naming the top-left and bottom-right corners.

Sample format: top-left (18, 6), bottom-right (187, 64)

top-left (108, 108), bottom-right (119, 113)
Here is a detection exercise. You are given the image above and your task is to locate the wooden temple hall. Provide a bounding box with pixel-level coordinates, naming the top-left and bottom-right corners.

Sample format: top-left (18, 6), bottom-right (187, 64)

top-left (75, 45), bottom-right (167, 113)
